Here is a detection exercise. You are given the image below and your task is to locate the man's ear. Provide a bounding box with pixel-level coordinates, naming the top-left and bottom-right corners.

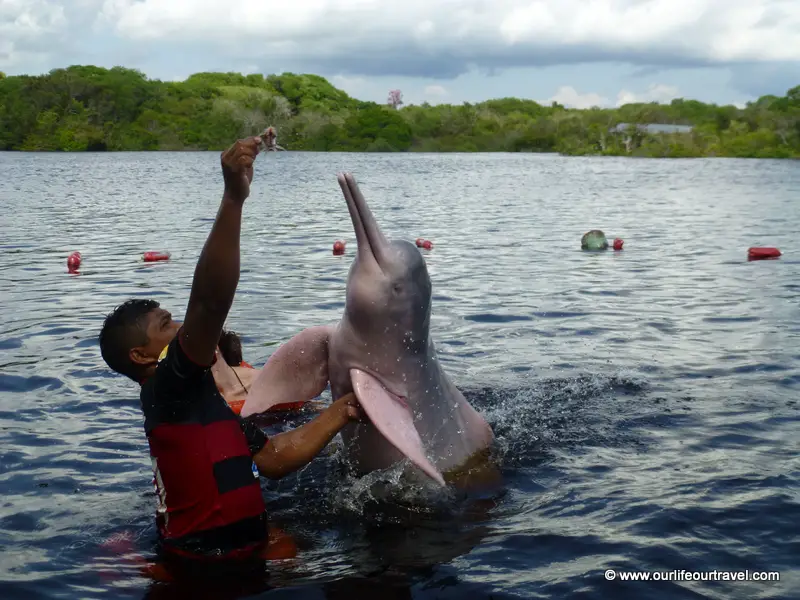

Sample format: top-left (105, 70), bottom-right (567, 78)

top-left (130, 346), bottom-right (155, 367)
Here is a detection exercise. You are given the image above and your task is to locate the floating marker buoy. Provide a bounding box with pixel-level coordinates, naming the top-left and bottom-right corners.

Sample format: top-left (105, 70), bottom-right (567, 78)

top-left (415, 238), bottom-right (433, 250)
top-left (143, 251), bottom-right (170, 262)
top-left (613, 238), bottom-right (624, 251)
top-left (581, 230), bottom-right (609, 251)
top-left (67, 251), bottom-right (81, 271)
top-left (332, 240), bottom-right (346, 255)
top-left (748, 247), bottom-right (781, 261)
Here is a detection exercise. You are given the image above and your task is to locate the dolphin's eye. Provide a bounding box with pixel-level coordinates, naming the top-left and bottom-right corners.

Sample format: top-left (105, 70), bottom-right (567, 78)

top-left (392, 284), bottom-right (403, 295)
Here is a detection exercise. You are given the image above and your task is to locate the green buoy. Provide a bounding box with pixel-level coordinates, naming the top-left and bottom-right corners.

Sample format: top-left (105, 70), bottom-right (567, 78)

top-left (581, 230), bottom-right (609, 251)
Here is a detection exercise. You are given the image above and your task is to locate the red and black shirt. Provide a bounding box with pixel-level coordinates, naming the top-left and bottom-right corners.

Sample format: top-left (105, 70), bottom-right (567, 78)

top-left (139, 329), bottom-right (268, 558)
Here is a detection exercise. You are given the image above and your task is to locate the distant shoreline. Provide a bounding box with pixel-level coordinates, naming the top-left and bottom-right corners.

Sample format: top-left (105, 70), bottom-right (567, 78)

top-left (1, 149), bottom-right (795, 160)
top-left (1, 65), bottom-right (797, 159)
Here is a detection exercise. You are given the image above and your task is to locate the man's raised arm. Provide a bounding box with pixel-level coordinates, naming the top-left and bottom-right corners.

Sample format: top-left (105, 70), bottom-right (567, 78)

top-left (179, 136), bottom-right (262, 366)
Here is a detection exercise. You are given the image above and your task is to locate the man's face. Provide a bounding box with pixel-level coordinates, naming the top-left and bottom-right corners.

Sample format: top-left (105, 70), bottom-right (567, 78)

top-left (130, 307), bottom-right (181, 368)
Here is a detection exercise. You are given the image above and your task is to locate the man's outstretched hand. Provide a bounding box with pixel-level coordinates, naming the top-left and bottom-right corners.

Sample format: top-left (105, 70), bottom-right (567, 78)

top-left (221, 136), bottom-right (262, 204)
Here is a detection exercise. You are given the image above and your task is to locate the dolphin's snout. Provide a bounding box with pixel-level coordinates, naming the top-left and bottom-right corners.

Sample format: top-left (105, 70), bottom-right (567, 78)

top-left (337, 171), bottom-right (389, 267)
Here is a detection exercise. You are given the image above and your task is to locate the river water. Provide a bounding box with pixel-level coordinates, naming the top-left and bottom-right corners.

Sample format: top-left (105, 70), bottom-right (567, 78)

top-left (0, 151), bottom-right (798, 599)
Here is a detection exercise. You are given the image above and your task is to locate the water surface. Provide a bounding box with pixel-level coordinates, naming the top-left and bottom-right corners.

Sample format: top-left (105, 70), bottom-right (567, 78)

top-left (0, 152), bottom-right (798, 599)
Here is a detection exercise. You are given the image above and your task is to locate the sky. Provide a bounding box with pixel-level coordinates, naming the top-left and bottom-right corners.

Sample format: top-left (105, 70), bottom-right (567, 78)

top-left (1, 0), bottom-right (799, 109)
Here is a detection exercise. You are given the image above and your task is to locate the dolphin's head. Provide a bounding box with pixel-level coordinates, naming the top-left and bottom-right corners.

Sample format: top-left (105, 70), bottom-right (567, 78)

top-left (337, 173), bottom-right (432, 349)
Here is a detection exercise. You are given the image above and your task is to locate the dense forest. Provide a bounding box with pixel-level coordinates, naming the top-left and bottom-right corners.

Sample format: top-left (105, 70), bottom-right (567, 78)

top-left (0, 66), bottom-right (798, 158)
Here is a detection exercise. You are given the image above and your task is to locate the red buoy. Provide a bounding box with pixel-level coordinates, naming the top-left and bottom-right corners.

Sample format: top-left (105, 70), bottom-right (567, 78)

top-left (143, 251), bottom-right (170, 262)
top-left (415, 238), bottom-right (424, 247)
top-left (748, 247), bottom-right (781, 261)
top-left (332, 240), bottom-right (346, 255)
top-left (67, 251), bottom-right (81, 271)
top-left (613, 238), bottom-right (624, 251)
top-left (416, 238), bottom-right (433, 250)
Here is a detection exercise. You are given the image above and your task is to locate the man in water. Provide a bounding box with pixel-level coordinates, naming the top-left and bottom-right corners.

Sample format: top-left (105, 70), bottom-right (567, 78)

top-left (98, 135), bottom-right (361, 569)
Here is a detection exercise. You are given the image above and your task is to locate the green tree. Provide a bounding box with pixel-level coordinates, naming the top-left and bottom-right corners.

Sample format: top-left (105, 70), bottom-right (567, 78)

top-left (0, 65), bottom-right (796, 157)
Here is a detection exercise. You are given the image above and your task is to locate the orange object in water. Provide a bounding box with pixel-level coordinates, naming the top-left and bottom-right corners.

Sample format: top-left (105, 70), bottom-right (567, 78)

top-left (261, 525), bottom-right (298, 560)
top-left (227, 398), bottom-right (246, 414)
top-left (271, 400), bottom-right (308, 411)
top-left (613, 238), bottom-right (624, 251)
top-left (332, 240), bottom-right (346, 255)
top-left (139, 561), bottom-right (174, 582)
top-left (225, 360), bottom-right (307, 415)
top-left (98, 529), bottom-right (174, 583)
top-left (748, 247), bottom-right (781, 261)
top-left (143, 251), bottom-right (170, 262)
top-left (111, 526), bottom-right (296, 583)
top-left (226, 398), bottom-right (307, 415)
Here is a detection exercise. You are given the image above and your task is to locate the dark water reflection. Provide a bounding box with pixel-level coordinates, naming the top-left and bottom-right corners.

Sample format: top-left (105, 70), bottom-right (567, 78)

top-left (0, 152), bottom-right (798, 599)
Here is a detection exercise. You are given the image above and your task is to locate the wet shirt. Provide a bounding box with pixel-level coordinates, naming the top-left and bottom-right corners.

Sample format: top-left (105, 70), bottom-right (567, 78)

top-left (139, 329), bottom-right (268, 557)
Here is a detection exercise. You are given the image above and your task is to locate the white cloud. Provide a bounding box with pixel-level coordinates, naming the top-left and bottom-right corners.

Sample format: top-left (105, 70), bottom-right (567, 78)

top-left (84, 1), bottom-right (800, 66)
top-left (331, 74), bottom-right (365, 86)
top-left (330, 74), bottom-right (367, 96)
top-left (544, 83), bottom-right (684, 109)
top-left (424, 85), bottom-right (447, 97)
top-left (0, 0), bottom-right (67, 68)
top-left (0, 0), bottom-right (66, 37)
top-left (616, 84), bottom-right (681, 106)
top-left (0, 0), bottom-right (797, 104)
top-left (547, 86), bottom-right (610, 109)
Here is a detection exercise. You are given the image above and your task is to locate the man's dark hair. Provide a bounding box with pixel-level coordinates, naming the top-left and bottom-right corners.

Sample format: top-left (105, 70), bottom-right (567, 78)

top-left (218, 329), bottom-right (243, 366)
top-left (99, 299), bottom-right (160, 382)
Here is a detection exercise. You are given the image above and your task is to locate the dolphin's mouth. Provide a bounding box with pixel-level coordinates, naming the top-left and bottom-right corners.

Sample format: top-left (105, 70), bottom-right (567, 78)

top-left (338, 173), bottom-right (388, 268)
top-left (350, 368), bottom-right (446, 486)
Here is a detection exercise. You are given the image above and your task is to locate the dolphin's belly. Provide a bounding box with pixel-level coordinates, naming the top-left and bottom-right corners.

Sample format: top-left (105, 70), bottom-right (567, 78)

top-left (329, 333), bottom-right (494, 479)
top-left (340, 423), bottom-right (406, 472)
top-left (329, 370), bottom-right (352, 400)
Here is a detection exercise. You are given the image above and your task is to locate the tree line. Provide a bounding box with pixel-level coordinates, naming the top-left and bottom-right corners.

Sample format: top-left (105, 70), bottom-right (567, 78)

top-left (0, 65), bottom-right (798, 158)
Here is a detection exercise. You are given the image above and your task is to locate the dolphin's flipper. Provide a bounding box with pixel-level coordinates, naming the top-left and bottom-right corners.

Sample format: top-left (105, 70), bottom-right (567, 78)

top-left (350, 368), bottom-right (446, 486)
top-left (240, 325), bottom-right (334, 417)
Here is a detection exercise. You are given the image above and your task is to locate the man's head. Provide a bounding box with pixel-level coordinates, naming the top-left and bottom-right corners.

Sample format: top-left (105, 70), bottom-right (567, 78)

top-left (99, 299), bottom-right (180, 382)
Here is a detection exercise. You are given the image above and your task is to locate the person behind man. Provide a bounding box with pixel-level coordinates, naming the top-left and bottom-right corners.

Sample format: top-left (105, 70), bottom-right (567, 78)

top-left (98, 135), bottom-right (362, 566)
top-left (218, 329), bottom-right (247, 368)
top-left (211, 329), bottom-right (313, 414)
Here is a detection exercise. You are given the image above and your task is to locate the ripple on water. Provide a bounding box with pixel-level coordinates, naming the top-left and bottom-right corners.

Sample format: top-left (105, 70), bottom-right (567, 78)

top-left (0, 152), bottom-right (798, 599)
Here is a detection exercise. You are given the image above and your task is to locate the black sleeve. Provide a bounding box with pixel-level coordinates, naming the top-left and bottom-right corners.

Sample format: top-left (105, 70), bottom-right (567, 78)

top-left (239, 416), bottom-right (269, 456)
top-left (143, 328), bottom-right (217, 422)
